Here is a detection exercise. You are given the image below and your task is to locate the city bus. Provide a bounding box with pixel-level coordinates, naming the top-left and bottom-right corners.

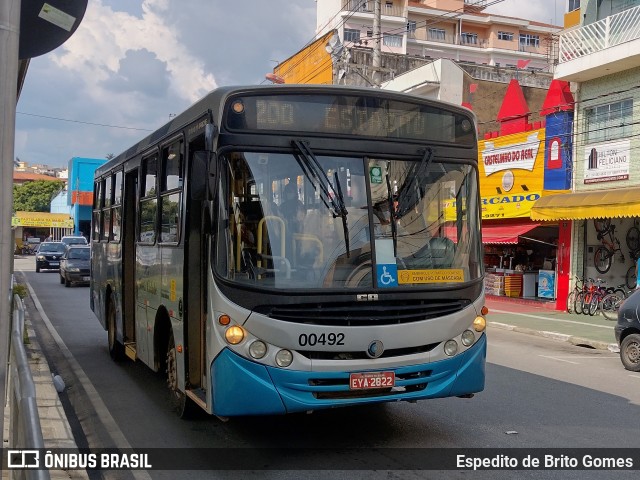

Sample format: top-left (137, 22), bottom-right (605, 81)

top-left (90, 85), bottom-right (487, 417)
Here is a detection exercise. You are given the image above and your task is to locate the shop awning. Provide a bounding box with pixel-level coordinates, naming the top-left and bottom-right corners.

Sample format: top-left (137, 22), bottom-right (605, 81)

top-left (482, 223), bottom-right (540, 244)
top-left (531, 187), bottom-right (640, 221)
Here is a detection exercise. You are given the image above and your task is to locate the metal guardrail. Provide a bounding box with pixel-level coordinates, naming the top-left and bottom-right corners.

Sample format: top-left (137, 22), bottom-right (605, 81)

top-left (7, 293), bottom-right (50, 480)
top-left (559, 4), bottom-right (640, 63)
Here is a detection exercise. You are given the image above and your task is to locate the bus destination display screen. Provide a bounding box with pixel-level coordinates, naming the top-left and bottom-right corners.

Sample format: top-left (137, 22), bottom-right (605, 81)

top-left (224, 94), bottom-right (475, 145)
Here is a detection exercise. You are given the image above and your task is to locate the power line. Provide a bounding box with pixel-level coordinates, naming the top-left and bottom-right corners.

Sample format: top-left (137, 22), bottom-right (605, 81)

top-left (16, 111), bottom-right (153, 131)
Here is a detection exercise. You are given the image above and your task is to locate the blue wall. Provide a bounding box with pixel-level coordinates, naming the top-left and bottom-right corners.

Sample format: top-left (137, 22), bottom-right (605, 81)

top-left (68, 157), bottom-right (106, 236)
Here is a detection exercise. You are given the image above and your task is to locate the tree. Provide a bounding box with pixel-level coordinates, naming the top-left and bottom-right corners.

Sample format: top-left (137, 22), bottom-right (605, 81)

top-left (13, 180), bottom-right (65, 212)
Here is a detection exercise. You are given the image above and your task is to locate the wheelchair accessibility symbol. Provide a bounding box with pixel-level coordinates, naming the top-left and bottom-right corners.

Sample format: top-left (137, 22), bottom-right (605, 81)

top-left (376, 264), bottom-right (398, 288)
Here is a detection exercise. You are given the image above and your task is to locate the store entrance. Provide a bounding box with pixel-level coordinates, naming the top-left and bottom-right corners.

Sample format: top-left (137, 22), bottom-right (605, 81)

top-left (484, 223), bottom-right (559, 300)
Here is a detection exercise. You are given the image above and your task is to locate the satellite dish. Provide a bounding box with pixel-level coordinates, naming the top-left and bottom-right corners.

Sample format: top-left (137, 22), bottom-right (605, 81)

top-left (265, 73), bottom-right (285, 84)
top-left (19, 0), bottom-right (88, 60)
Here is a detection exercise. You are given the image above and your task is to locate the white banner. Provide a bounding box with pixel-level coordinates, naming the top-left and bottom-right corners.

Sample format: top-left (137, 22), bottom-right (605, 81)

top-left (583, 139), bottom-right (630, 184)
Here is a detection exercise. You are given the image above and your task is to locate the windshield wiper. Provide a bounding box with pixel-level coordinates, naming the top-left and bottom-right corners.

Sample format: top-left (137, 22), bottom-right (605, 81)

top-left (385, 170), bottom-right (397, 256)
top-left (396, 147), bottom-right (434, 218)
top-left (292, 140), bottom-right (350, 256)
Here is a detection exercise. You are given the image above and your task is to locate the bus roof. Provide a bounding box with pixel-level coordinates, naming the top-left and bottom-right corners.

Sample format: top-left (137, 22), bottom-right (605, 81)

top-left (95, 84), bottom-right (476, 177)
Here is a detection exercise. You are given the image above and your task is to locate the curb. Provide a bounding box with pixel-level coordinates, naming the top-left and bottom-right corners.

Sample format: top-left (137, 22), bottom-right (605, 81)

top-left (489, 321), bottom-right (620, 353)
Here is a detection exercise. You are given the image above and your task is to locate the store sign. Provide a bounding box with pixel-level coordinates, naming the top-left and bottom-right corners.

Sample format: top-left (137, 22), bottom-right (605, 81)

top-left (11, 214), bottom-right (74, 228)
top-left (478, 129), bottom-right (546, 219)
top-left (583, 139), bottom-right (630, 184)
top-left (481, 132), bottom-right (541, 175)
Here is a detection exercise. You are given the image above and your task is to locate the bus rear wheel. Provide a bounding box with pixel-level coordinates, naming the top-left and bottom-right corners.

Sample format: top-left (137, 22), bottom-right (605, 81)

top-left (166, 333), bottom-right (195, 418)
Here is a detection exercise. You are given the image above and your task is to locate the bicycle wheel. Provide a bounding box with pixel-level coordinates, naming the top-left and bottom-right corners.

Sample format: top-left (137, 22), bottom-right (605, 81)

top-left (588, 294), bottom-right (599, 316)
top-left (593, 246), bottom-right (612, 274)
top-left (594, 218), bottom-right (610, 233)
top-left (627, 265), bottom-right (637, 290)
top-left (574, 292), bottom-right (584, 315)
top-left (581, 292), bottom-right (592, 315)
top-left (626, 227), bottom-right (640, 251)
top-left (566, 290), bottom-right (576, 314)
top-left (601, 292), bottom-right (623, 321)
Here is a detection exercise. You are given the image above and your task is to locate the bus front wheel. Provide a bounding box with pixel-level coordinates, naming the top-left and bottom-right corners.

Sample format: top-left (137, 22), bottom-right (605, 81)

top-left (107, 296), bottom-right (125, 361)
top-left (166, 333), bottom-right (195, 418)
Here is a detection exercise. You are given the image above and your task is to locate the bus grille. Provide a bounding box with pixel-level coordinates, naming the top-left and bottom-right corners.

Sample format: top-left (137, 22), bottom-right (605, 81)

top-left (253, 299), bottom-right (467, 326)
top-left (298, 342), bottom-right (440, 360)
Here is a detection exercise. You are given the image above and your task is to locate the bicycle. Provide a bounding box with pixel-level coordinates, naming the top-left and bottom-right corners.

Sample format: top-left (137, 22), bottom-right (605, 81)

top-left (594, 224), bottom-right (625, 274)
top-left (566, 276), bottom-right (584, 314)
top-left (600, 284), bottom-right (634, 321)
top-left (581, 278), bottom-right (608, 316)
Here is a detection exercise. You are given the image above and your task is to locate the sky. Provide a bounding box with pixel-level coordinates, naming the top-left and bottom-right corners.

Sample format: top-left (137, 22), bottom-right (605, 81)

top-left (14, 0), bottom-right (566, 168)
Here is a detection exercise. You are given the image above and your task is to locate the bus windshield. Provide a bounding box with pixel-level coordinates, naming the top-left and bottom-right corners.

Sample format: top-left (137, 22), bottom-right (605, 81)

top-left (214, 151), bottom-right (481, 291)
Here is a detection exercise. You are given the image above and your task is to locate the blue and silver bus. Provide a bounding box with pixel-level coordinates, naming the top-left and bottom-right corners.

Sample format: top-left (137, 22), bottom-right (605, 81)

top-left (90, 85), bottom-right (487, 417)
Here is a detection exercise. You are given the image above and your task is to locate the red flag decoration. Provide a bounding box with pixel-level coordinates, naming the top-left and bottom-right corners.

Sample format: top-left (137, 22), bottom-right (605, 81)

top-left (469, 83), bottom-right (478, 94)
top-left (517, 59), bottom-right (531, 69)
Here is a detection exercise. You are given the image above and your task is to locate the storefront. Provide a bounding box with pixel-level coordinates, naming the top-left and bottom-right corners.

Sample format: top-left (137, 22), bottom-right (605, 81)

top-left (11, 211), bottom-right (74, 252)
top-left (531, 186), bottom-right (640, 305)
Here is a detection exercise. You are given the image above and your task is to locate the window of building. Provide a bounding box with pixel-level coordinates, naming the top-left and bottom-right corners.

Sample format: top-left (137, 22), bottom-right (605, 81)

top-left (428, 28), bottom-right (446, 41)
top-left (461, 32), bottom-right (478, 45)
top-left (344, 28), bottom-right (360, 43)
top-left (383, 33), bottom-right (403, 47)
top-left (498, 31), bottom-right (513, 41)
top-left (569, 0), bottom-right (580, 11)
top-left (519, 33), bottom-right (540, 48)
top-left (585, 99), bottom-right (633, 143)
top-left (407, 20), bottom-right (417, 38)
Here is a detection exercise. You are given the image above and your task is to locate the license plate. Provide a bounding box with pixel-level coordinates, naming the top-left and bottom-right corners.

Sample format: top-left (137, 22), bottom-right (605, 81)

top-left (349, 371), bottom-right (395, 390)
top-left (82, 276), bottom-right (90, 282)
top-left (49, 262), bottom-right (59, 266)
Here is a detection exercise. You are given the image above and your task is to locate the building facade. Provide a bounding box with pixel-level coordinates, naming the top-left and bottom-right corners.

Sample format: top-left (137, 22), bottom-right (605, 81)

top-left (532, 0), bottom-right (640, 303)
top-left (66, 157), bottom-right (106, 238)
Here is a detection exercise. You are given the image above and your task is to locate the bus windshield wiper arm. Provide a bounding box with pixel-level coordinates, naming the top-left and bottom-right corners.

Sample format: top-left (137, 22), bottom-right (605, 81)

top-left (292, 140), bottom-right (350, 256)
top-left (386, 171), bottom-right (397, 256)
top-left (396, 147), bottom-right (434, 218)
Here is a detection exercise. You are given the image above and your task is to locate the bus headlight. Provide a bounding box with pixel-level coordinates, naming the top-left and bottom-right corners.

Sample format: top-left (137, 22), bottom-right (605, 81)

top-left (225, 326), bottom-right (245, 345)
top-left (275, 349), bottom-right (293, 367)
top-left (461, 329), bottom-right (475, 346)
top-left (444, 340), bottom-right (458, 356)
top-left (473, 316), bottom-right (486, 332)
top-left (249, 340), bottom-right (267, 359)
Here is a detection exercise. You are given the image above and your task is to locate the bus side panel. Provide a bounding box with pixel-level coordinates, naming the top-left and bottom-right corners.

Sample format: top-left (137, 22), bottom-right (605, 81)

top-left (136, 244), bottom-right (161, 366)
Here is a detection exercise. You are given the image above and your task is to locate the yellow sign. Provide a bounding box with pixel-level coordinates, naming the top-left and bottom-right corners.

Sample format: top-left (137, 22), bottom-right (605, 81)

top-left (398, 269), bottom-right (465, 284)
top-left (274, 30), bottom-right (335, 85)
top-left (478, 129), bottom-right (545, 219)
top-left (170, 279), bottom-right (176, 302)
top-left (11, 211), bottom-right (74, 228)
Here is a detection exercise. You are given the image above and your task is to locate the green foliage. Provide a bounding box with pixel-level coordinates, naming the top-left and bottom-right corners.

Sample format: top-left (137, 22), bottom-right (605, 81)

top-left (13, 180), bottom-right (65, 212)
top-left (12, 283), bottom-right (27, 299)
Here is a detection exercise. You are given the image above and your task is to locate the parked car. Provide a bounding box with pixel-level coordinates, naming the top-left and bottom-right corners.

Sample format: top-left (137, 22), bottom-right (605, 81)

top-left (59, 245), bottom-right (91, 287)
top-left (60, 235), bottom-right (88, 247)
top-left (35, 242), bottom-right (66, 272)
top-left (614, 288), bottom-right (640, 372)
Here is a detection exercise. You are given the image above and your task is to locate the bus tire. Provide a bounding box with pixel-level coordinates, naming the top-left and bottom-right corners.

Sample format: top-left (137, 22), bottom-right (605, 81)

top-left (166, 332), bottom-right (195, 419)
top-left (620, 333), bottom-right (640, 372)
top-left (107, 295), bottom-right (125, 361)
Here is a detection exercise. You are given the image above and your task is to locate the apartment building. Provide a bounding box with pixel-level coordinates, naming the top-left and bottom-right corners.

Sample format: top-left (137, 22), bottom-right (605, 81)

top-left (316, 0), bottom-right (560, 71)
top-left (532, 0), bottom-right (640, 294)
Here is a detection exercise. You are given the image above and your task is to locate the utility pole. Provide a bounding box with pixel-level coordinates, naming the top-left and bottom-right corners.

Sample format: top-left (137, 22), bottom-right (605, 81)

top-left (0, 0), bottom-right (21, 441)
top-left (372, 0), bottom-right (381, 87)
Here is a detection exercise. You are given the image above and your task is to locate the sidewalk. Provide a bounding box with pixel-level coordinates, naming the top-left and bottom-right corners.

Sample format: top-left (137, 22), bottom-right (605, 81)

top-left (3, 268), bottom-right (89, 480)
top-left (485, 294), bottom-right (619, 351)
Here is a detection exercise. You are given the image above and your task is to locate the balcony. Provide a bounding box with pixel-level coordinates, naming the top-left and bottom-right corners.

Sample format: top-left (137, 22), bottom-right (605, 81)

top-left (346, 1), bottom-right (404, 18)
top-left (556, 5), bottom-right (640, 82)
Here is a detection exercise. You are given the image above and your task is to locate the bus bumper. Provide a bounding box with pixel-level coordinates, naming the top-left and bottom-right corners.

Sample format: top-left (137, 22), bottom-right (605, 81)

top-left (211, 334), bottom-right (486, 416)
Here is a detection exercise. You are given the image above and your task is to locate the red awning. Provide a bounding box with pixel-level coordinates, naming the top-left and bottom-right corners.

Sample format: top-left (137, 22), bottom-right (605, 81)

top-left (482, 223), bottom-right (539, 244)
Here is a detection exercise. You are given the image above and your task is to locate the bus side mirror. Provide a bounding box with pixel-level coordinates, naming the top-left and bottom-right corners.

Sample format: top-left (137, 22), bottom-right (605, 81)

top-left (191, 151), bottom-right (216, 201)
